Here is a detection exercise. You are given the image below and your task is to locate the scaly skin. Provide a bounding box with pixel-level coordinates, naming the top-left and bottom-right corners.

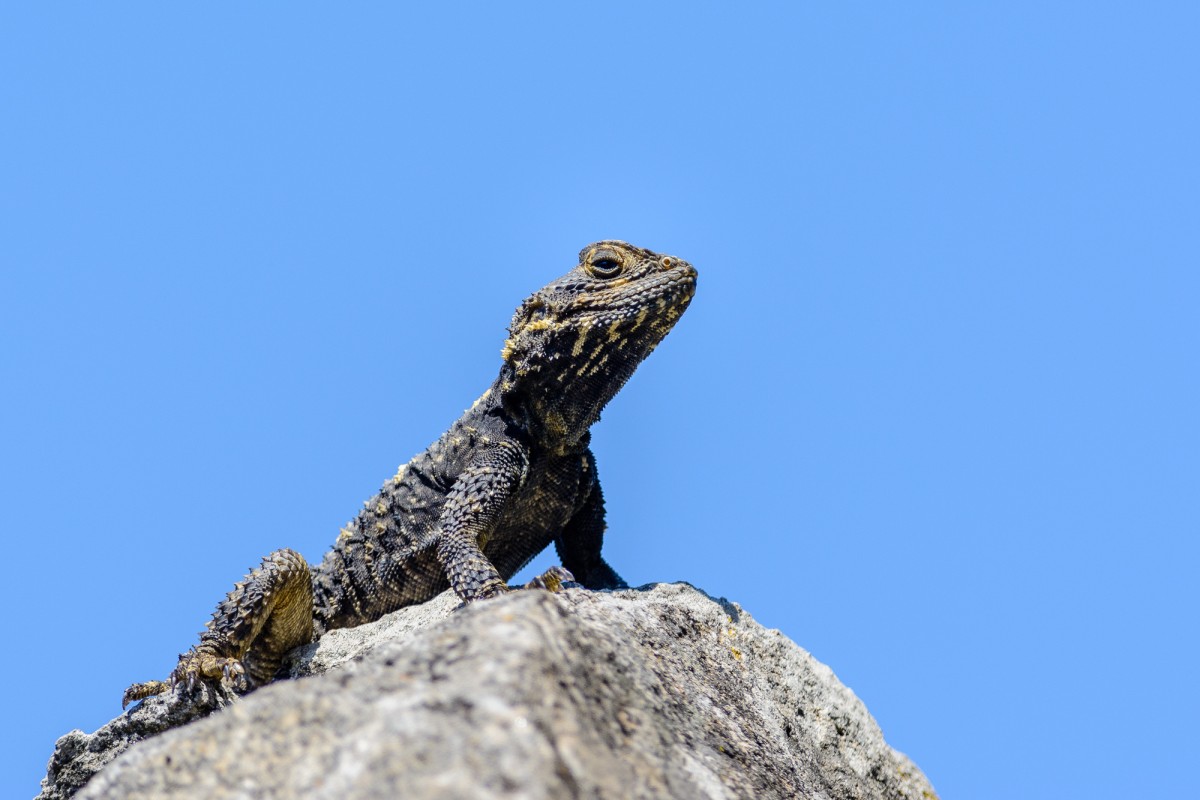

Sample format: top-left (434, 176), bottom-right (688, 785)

top-left (123, 241), bottom-right (697, 708)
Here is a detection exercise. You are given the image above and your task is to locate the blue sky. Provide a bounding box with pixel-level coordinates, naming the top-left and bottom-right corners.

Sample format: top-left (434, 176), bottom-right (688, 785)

top-left (3, 4), bottom-right (1197, 798)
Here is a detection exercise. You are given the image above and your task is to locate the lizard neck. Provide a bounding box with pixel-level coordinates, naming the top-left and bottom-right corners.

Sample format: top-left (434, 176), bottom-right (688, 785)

top-left (490, 368), bottom-right (604, 456)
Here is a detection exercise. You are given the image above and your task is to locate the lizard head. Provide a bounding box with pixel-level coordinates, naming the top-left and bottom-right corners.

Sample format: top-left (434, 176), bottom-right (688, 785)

top-left (499, 240), bottom-right (697, 445)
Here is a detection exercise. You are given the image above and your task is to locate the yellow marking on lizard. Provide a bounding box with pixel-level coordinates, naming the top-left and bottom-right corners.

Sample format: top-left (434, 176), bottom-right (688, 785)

top-left (499, 318), bottom-right (557, 361)
top-left (571, 326), bottom-right (591, 357)
top-left (585, 352), bottom-right (611, 377)
top-left (545, 410), bottom-right (567, 437)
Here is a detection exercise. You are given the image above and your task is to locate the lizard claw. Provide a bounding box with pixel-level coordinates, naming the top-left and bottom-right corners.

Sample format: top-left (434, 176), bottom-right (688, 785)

top-left (222, 660), bottom-right (247, 691)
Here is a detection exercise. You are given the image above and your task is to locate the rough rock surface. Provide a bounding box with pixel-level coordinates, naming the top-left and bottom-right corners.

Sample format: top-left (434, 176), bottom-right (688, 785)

top-left (40, 583), bottom-right (937, 800)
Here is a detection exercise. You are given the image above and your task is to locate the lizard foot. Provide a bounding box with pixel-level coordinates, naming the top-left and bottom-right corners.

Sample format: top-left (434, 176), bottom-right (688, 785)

top-left (522, 565), bottom-right (576, 593)
top-left (472, 566), bottom-right (575, 602)
top-left (121, 648), bottom-right (247, 709)
top-left (169, 647), bottom-right (247, 694)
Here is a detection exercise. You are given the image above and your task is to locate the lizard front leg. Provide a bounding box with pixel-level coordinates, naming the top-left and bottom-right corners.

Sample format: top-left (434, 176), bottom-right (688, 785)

top-left (434, 441), bottom-right (530, 602)
top-left (434, 440), bottom-right (570, 601)
top-left (555, 451), bottom-right (627, 590)
top-left (122, 548), bottom-right (314, 707)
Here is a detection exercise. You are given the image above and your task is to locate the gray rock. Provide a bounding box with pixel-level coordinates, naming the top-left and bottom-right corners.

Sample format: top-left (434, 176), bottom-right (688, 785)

top-left (40, 583), bottom-right (937, 800)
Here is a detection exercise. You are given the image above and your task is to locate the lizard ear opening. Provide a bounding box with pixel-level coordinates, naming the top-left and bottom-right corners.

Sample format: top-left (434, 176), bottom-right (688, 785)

top-left (508, 296), bottom-right (546, 337)
top-left (502, 295), bottom-right (555, 362)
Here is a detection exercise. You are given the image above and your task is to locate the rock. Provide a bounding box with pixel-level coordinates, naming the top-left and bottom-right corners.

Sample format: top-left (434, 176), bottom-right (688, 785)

top-left (40, 583), bottom-right (937, 799)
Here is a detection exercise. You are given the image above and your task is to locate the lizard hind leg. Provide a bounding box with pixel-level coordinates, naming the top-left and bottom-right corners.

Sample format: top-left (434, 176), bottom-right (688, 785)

top-left (121, 548), bottom-right (315, 708)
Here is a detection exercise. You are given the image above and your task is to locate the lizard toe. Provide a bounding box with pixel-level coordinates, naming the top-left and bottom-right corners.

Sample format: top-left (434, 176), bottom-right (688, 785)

top-left (121, 680), bottom-right (170, 709)
top-left (523, 565), bottom-right (575, 593)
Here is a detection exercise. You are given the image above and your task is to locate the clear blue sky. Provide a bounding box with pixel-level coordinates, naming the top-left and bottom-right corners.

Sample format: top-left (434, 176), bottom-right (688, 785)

top-left (3, 4), bottom-right (1196, 798)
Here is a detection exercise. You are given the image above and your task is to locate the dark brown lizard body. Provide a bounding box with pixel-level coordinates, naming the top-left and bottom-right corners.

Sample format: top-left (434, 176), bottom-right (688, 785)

top-left (123, 240), bottom-right (697, 706)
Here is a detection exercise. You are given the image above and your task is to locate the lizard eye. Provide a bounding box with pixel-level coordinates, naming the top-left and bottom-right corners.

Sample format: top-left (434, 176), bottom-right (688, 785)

top-left (586, 248), bottom-right (625, 279)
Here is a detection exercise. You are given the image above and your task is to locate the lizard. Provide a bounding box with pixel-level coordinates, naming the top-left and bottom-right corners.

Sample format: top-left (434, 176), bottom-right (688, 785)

top-left (122, 240), bottom-right (698, 707)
